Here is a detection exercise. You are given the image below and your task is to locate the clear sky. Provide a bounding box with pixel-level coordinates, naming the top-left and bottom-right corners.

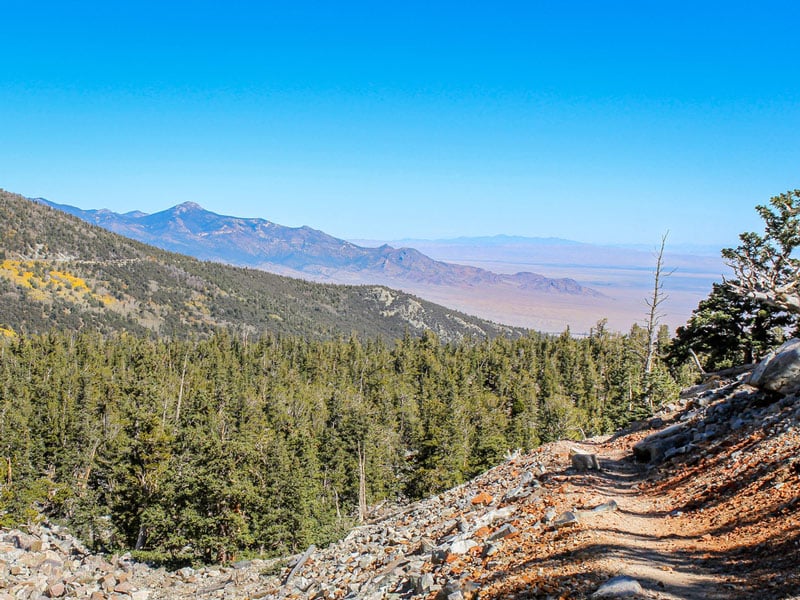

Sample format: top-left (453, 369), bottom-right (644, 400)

top-left (1, 1), bottom-right (798, 246)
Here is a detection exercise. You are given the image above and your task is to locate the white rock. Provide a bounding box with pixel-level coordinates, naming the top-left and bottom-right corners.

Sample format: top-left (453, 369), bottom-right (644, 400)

top-left (449, 539), bottom-right (478, 555)
top-left (592, 575), bottom-right (645, 597)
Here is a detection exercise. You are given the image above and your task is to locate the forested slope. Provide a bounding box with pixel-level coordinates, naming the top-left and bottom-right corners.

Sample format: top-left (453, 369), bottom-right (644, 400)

top-left (0, 190), bottom-right (517, 341)
top-left (0, 326), bottom-right (674, 563)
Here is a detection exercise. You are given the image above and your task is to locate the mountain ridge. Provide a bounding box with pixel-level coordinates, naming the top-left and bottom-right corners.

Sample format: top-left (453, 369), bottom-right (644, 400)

top-left (0, 190), bottom-right (520, 341)
top-left (37, 198), bottom-right (731, 333)
top-left (36, 198), bottom-right (602, 297)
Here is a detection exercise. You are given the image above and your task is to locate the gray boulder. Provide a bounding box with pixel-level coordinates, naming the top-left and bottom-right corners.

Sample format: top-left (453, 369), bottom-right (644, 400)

top-left (632, 423), bottom-right (692, 463)
top-left (571, 452), bottom-right (601, 472)
top-left (750, 338), bottom-right (800, 395)
top-left (552, 511), bottom-right (580, 529)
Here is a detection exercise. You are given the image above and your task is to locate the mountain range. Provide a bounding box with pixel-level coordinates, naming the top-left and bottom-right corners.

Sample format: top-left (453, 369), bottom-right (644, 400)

top-left (36, 198), bottom-right (728, 333)
top-left (38, 199), bottom-right (600, 296)
top-left (0, 190), bottom-right (520, 341)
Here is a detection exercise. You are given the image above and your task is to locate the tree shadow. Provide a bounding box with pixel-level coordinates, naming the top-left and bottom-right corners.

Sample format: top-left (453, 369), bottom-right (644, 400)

top-left (472, 416), bottom-right (800, 599)
top-left (475, 528), bottom-right (800, 599)
top-left (476, 541), bottom-right (730, 599)
top-left (656, 432), bottom-right (797, 517)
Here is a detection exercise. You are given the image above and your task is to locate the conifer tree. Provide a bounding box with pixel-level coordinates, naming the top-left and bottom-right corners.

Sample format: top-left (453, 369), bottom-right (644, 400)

top-left (723, 190), bottom-right (800, 313)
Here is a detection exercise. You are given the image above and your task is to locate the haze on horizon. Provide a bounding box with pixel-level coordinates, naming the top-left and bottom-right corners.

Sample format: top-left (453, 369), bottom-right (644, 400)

top-left (1, 1), bottom-right (798, 247)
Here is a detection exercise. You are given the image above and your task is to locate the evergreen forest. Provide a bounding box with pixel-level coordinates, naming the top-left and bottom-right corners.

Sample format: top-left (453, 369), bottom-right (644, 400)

top-left (0, 325), bottom-right (680, 564)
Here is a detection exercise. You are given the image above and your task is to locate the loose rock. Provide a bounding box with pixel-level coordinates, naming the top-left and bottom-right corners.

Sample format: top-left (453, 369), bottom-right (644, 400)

top-left (591, 575), bottom-right (645, 597)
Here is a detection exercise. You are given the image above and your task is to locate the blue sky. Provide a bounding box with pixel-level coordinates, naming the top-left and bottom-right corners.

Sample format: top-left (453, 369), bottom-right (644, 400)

top-left (1, 1), bottom-right (798, 246)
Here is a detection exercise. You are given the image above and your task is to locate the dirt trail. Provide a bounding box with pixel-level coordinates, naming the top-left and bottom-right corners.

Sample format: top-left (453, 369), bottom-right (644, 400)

top-left (574, 441), bottom-right (730, 599)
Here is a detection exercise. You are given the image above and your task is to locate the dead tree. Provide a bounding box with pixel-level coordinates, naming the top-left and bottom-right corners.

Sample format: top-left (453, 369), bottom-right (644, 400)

top-left (642, 232), bottom-right (674, 410)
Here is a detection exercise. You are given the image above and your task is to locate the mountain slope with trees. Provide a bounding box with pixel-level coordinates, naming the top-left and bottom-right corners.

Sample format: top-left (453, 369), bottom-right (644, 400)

top-left (0, 324), bottom-right (675, 564)
top-left (2, 336), bottom-right (798, 599)
top-left (0, 190), bottom-right (518, 341)
top-left (0, 188), bottom-right (685, 568)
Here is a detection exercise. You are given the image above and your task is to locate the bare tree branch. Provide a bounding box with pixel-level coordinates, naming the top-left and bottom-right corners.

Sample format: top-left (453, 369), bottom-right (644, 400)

top-left (723, 190), bottom-right (800, 314)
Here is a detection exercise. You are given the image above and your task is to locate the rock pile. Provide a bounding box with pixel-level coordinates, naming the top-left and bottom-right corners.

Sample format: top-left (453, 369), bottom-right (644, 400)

top-left (0, 524), bottom-right (150, 599)
top-left (634, 364), bottom-right (800, 466)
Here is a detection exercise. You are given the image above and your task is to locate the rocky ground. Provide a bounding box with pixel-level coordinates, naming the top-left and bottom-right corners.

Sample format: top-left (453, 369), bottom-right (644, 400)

top-left (2, 369), bottom-right (799, 599)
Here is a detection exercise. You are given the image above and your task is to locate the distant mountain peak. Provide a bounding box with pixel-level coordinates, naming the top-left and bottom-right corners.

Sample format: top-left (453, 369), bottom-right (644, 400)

top-left (173, 201), bottom-right (204, 212)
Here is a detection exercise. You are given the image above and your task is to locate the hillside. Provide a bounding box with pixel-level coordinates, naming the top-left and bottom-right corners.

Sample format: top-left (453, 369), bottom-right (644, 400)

top-left (0, 190), bottom-right (520, 341)
top-left (2, 367), bottom-right (798, 598)
top-left (35, 198), bottom-right (607, 333)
